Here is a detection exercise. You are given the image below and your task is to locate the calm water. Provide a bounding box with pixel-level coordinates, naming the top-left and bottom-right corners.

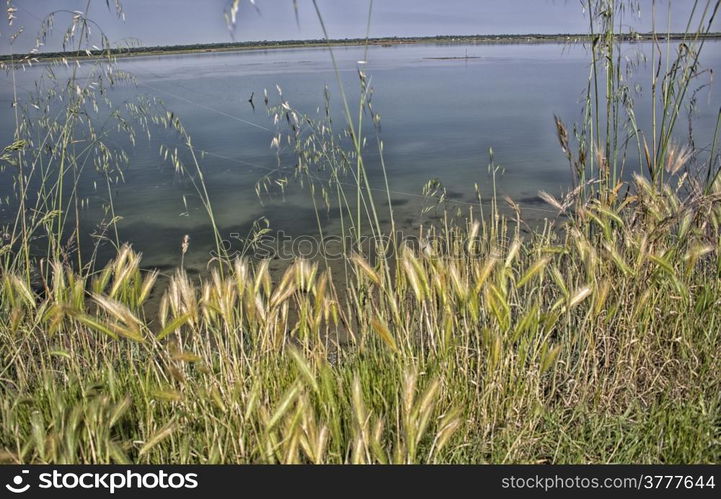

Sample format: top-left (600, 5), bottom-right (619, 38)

top-left (1, 42), bottom-right (720, 271)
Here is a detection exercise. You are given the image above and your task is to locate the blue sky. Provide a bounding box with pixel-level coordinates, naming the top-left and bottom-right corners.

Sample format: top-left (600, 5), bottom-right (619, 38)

top-left (1, 0), bottom-right (715, 54)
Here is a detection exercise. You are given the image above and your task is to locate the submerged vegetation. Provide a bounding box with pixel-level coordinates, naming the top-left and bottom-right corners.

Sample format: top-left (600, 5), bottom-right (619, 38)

top-left (0, 0), bottom-right (720, 464)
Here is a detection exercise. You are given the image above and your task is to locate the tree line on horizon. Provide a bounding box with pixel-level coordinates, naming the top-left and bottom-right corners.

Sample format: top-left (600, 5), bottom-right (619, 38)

top-left (2, 31), bottom-right (720, 62)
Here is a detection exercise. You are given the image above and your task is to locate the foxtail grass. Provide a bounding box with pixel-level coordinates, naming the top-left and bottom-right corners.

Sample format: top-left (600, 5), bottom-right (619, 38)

top-left (1, 0), bottom-right (720, 464)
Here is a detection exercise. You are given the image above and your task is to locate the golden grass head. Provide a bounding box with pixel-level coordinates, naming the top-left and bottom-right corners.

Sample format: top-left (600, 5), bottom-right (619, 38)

top-left (665, 142), bottom-right (693, 175)
top-left (181, 234), bottom-right (190, 255)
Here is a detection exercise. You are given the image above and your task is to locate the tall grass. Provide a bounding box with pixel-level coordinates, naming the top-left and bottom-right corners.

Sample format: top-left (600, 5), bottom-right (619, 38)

top-left (0, 0), bottom-right (720, 463)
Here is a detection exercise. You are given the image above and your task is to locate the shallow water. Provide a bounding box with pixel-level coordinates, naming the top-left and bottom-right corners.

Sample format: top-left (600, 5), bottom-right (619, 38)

top-left (1, 41), bottom-right (720, 271)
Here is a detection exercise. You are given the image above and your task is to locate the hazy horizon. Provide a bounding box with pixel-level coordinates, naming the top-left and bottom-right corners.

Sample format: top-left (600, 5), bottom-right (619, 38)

top-left (2, 0), bottom-right (718, 55)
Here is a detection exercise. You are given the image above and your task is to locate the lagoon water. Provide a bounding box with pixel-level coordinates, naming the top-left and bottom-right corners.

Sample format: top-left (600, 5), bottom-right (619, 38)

top-left (1, 41), bottom-right (720, 271)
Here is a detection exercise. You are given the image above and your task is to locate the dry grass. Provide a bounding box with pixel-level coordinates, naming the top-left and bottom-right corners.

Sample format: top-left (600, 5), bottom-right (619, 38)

top-left (0, 0), bottom-right (720, 464)
top-left (1, 168), bottom-right (720, 462)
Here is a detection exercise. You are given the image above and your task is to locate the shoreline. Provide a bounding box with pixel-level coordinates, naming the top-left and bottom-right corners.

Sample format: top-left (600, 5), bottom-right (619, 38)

top-left (2, 32), bottom-right (720, 63)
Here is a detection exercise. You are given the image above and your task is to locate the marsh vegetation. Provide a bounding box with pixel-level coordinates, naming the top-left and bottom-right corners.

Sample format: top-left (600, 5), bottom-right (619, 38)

top-left (0, 0), bottom-right (720, 463)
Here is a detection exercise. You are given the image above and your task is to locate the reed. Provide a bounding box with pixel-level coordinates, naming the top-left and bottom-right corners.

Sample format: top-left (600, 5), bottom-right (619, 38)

top-left (0, 0), bottom-right (719, 464)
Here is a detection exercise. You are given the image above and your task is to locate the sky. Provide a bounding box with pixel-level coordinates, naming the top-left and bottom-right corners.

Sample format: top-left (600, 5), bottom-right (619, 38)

top-left (1, 0), bottom-right (716, 54)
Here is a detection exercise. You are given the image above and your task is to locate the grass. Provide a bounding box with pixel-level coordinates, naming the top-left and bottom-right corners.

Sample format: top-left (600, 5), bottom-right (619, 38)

top-left (1, 176), bottom-right (719, 463)
top-left (0, 0), bottom-right (720, 464)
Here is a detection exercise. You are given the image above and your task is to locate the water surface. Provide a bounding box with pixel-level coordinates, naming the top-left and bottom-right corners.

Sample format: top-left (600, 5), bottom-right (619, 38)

top-left (1, 41), bottom-right (719, 270)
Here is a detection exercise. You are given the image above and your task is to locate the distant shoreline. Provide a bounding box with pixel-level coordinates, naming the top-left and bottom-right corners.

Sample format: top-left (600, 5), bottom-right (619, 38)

top-left (2, 32), bottom-right (720, 63)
